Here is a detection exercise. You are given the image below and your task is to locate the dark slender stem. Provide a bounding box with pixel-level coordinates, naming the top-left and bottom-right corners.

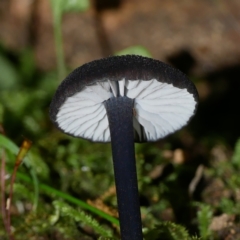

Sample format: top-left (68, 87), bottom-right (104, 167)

top-left (104, 97), bottom-right (143, 240)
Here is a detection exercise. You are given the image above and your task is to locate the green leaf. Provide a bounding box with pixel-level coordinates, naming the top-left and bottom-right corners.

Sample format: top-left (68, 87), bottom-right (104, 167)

top-left (0, 134), bottom-right (39, 210)
top-left (62, 0), bottom-right (90, 13)
top-left (144, 221), bottom-right (199, 240)
top-left (50, 0), bottom-right (62, 23)
top-left (0, 104), bottom-right (3, 122)
top-left (115, 45), bottom-right (152, 58)
top-left (50, 0), bottom-right (90, 21)
top-left (195, 203), bottom-right (213, 240)
top-left (219, 198), bottom-right (235, 214)
top-left (232, 138), bottom-right (240, 167)
top-left (4, 170), bottom-right (119, 226)
top-left (0, 53), bottom-right (19, 89)
top-left (11, 183), bottom-right (35, 202)
top-left (19, 48), bottom-right (36, 82)
top-left (0, 134), bottom-right (43, 174)
top-left (50, 0), bottom-right (89, 80)
top-left (52, 200), bottom-right (113, 238)
top-left (26, 149), bottom-right (50, 180)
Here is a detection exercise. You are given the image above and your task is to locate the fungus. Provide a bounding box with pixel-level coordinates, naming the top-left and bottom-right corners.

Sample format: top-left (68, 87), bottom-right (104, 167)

top-left (49, 55), bottom-right (198, 240)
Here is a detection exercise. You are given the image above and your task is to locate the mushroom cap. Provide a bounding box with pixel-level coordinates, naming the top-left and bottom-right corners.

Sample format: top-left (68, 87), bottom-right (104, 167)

top-left (49, 55), bottom-right (198, 142)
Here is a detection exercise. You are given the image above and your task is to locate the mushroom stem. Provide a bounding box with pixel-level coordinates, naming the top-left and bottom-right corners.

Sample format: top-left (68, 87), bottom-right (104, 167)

top-left (104, 96), bottom-right (143, 240)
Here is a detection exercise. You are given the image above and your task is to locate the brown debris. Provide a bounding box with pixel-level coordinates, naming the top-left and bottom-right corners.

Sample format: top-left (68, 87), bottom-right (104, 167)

top-left (87, 198), bottom-right (118, 218)
top-left (87, 185), bottom-right (118, 218)
top-left (148, 164), bottom-right (166, 180)
top-left (202, 178), bottom-right (232, 207)
top-left (209, 214), bottom-right (240, 240)
top-left (159, 207), bottom-right (175, 222)
top-left (209, 214), bottom-right (235, 232)
top-left (173, 148), bottom-right (186, 164)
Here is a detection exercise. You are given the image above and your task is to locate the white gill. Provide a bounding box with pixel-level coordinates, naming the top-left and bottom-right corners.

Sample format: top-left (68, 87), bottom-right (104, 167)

top-left (57, 79), bottom-right (196, 142)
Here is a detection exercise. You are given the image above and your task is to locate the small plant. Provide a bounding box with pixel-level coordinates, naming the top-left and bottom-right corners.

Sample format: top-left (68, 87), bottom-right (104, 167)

top-left (194, 203), bottom-right (213, 240)
top-left (51, 200), bottom-right (113, 238)
top-left (50, 0), bottom-right (90, 80)
top-left (144, 221), bottom-right (201, 240)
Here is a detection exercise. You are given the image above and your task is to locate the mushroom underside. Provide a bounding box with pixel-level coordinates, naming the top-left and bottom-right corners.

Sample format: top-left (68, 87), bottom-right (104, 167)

top-left (56, 79), bottom-right (196, 142)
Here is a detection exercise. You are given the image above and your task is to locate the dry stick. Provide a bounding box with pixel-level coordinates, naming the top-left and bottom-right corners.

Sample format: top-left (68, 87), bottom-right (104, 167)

top-left (93, 11), bottom-right (113, 57)
top-left (6, 139), bottom-right (32, 240)
top-left (93, 0), bottom-right (113, 57)
top-left (188, 164), bottom-right (204, 198)
top-left (0, 125), bottom-right (10, 237)
top-left (1, 149), bottom-right (9, 236)
top-left (188, 164), bottom-right (205, 224)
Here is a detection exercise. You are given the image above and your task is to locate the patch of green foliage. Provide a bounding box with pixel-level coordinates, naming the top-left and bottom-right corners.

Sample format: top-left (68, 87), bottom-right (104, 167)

top-left (51, 201), bottom-right (113, 238)
top-left (144, 221), bottom-right (201, 240)
top-left (194, 203), bottom-right (213, 240)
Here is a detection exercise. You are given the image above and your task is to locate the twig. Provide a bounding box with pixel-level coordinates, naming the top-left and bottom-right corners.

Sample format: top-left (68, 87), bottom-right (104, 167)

top-left (1, 149), bottom-right (9, 236)
top-left (0, 124), bottom-right (10, 238)
top-left (188, 164), bottom-right (204, 198)
top-left (6, 139), bottom-right (32, 240)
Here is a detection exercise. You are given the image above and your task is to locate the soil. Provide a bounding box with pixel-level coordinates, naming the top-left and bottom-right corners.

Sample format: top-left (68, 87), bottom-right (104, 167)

top-left (1, 0), bottom-right (240, 75)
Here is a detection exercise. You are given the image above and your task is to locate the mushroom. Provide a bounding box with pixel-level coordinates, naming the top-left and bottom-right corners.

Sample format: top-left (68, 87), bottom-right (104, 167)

top-left (49, 55), bottom-right (198, 240)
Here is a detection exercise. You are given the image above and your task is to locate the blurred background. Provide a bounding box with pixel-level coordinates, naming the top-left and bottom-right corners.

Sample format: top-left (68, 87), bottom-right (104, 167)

top-left (1, 0), bottom-right (240, 239)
